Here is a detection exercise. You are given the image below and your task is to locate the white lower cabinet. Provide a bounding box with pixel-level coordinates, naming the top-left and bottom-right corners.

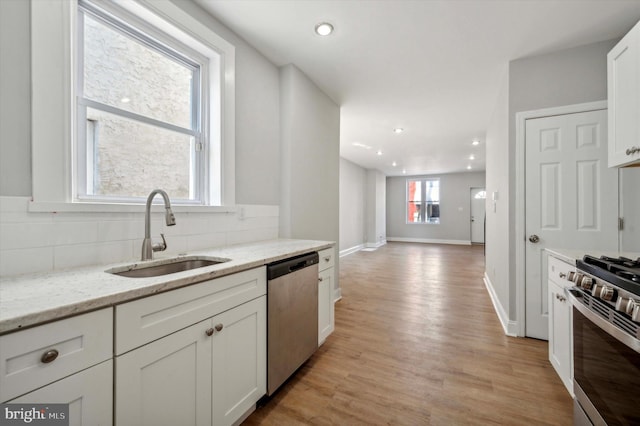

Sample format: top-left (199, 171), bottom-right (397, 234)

top-left (9, 360), bottom-right (113, 426)
top-left (317, 247), bottom-right (336, 345)
top-left (115, 296), bottom-right (266, 426)
top-left (547, 254), bottom-right (575, 396)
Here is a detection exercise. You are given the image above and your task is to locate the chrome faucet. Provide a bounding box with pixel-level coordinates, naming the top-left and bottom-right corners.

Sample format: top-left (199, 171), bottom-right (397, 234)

top-left (141, 189), bottom-right (176, 261)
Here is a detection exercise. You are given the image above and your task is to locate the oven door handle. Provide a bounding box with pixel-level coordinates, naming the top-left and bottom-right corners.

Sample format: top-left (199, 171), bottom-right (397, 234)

top-left (568, 289), bottom-right (640, 353)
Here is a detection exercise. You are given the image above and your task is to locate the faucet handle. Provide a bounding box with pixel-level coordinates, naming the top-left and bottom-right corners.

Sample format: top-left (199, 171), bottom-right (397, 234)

top-left (152, 233), bottom-right (168, 252)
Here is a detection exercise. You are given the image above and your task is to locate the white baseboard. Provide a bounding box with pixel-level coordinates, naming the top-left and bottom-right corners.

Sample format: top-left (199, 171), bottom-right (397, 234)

top-left (365, 240), bottom-right (387, 249)
top-left (339, 244), bottom-right (364, 257)
top-left (387, 237), bottom-right (471, 246)
top-left (483, 272), bottom-right (518, 337)
top-left (333, 287), bottom-right (342, 302)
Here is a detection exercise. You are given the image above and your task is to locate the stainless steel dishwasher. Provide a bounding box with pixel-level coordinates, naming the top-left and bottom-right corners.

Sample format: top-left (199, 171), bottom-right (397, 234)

top-left (266, 251), bottom-right (319, 395)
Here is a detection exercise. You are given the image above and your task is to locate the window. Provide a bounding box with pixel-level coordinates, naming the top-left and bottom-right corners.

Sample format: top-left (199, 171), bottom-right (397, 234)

top-left (407, 178), bottom-right (440, 224)
top-left (77, 1), bottom-right (205, 203)
top-left (30, 0), bottom-right (236, 211)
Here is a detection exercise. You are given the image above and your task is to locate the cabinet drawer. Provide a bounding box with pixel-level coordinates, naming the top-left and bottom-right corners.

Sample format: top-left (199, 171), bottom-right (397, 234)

top-left (115, 267), bottom-right (266, 355)
top-left (548, 255), bottom-right (575, 288)
top-left (0, 308), bottom-right (113, 402)
top-left (318, 248), bottom-right (335, 272)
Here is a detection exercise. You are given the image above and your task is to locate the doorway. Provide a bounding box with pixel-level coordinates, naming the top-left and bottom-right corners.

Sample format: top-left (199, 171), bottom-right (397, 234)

top-left (470, 187), bottom-right (486, 244)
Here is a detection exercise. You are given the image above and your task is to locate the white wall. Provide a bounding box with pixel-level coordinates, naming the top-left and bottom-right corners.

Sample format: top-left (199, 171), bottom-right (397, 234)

top-left (386, 172), bottom-right (486, 244)
top-left (339, 158), bottom-right (366, 253)
top-left (484, 69), bottom-right (510, 323)
top-left (365, 169), bottom-right (386, 247)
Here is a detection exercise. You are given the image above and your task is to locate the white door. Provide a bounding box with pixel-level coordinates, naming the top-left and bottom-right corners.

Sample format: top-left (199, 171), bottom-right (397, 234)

top-left (470, 187), bottom-right (486, 244)
top-left (525, 109), bottom-right (619, 339)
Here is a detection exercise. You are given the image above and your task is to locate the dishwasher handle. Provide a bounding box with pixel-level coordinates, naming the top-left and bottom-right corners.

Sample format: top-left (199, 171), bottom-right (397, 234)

top-left (267, 251), bottom-right (319, 280)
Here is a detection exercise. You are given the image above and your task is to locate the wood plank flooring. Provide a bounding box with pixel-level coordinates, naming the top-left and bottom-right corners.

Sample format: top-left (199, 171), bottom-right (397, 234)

top-left (243, 243), bottom-right (573, 425)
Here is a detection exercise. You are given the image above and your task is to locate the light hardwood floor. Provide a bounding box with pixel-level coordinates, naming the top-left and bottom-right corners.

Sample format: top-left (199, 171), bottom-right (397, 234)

top-left (244, 243), bottom-right (573, 425)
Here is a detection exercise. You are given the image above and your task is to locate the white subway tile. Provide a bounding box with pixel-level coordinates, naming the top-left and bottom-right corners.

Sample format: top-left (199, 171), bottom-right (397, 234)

top-left (54, 241), bottom-right (134, 270)
top-left (226, 228), bottom-right (278, 246)
top-left (98, 219), bottom-right (144, 241)
top-left (0, 247), bottom-right (54, 277)
top-left (0, 222), bottom-right (55, 250)
top-left (53, 221), bottom-right (99, 245)
top-left (186, 232), bottom-right (227, 251)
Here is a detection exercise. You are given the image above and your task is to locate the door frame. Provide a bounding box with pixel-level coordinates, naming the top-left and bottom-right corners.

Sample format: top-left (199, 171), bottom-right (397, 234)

top-left (470, 187), bottom-right (486, 244)
top-left (514, 100), bottom-right (607, 337)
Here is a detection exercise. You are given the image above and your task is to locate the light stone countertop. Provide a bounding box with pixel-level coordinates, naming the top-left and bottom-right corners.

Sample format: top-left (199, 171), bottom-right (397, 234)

top-left (0, 239), bottom-right (334, 334)
top-left (546, 247), bottom-right (640, 265)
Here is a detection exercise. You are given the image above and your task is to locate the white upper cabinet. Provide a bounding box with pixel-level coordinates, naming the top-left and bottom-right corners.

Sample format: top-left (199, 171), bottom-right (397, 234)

top-left (608, 20), bottom-right (640, 167)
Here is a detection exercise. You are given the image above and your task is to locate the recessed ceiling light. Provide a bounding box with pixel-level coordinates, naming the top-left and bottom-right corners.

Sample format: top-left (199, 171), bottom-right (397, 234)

top-left (469, 155), bottom-right (475, 160)
top-left (315, 22), bottom-right (334, 36)
top-left (472, 140), bottom-right (479, 146)
top-left (393, 128), bottom-right (404, 133)
top-left (467, 165), bottom-right (472, 170)
top-left (121, 97), bottom-right (131, 103)
top-left (402, 169), bottom-right (407, 174)
top-left (377, 150), bottom-right (383, 156)
top-left (392, 161), bottom-right (397, 167)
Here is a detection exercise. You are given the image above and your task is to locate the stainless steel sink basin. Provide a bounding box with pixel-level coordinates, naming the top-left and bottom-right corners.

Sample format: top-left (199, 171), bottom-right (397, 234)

top-left (106, 256), bottom-right (230, 278)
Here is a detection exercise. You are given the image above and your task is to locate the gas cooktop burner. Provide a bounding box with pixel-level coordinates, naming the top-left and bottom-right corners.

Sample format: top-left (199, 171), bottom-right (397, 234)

top-left (578, 255), bottom-right (640, 296)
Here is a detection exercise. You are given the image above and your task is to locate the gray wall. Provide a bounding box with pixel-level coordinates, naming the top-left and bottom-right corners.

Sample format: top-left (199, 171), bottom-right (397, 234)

top-left (386, 172), bottom-right (486, 243)
top-left (279, 64), bottom-right (340, 244)
top-left (0, 0), bottom-right (282, 206)
top-left (339, 158), bottom-right (366, 252)
top-left (365, 169), bottom-right (386, 246)
top-left (0, 0), bottom-right (31, 196)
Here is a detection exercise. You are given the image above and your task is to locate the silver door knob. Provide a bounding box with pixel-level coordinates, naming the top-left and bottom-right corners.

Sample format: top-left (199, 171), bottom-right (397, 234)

top-left (528, 234), bottom-right (540, 243)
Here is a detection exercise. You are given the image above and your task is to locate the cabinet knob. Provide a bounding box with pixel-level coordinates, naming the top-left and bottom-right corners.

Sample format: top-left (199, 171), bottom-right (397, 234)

top-left (318, 277), bottom-right (323, 282)
top-left (625, 146), bottom-right (640, 155)
top-left (41, 349), bottom-right (59, 364)
top-left (324, 257), bottom-right (331, 262)
top-left (214, 323), bottom-right (223, 332)
top-left (559, 272), bottom-right (567, 279)
top-left (205, 328), bottom-right (214, 336)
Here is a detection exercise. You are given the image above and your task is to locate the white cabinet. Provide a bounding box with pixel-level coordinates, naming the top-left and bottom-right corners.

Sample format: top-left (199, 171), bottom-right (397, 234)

top-left (9, 361), bottom-right (113, 426)
top-left (0, 308), bottom-right (113, 425)
top-left (115, 267), bottom-right (267, 426)
top-left (318, 247), bottom-right (335, 345)
top-left (546, 254), bottom-right (575, 396)
top-left (608, 20), bottom-right (640, 167)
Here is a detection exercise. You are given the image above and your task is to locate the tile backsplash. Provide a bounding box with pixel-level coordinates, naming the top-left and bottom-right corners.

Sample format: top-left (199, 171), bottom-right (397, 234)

top-left (0, 197), bottom-right (279, 277)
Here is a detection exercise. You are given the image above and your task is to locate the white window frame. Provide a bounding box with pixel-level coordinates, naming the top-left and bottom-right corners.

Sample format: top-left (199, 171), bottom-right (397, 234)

top-left (30, 0), bottom-right (235, 212)
top-left (406, 177), bottom-right (441, 225)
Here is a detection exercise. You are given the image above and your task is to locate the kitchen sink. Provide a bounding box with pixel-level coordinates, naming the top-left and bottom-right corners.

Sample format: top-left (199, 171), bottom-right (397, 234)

top-left (106, 256), bottom-right (230, 278)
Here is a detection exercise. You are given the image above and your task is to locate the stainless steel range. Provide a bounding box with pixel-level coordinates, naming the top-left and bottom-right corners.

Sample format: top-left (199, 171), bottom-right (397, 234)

top-left (568, 255), bottom-right (640, 426)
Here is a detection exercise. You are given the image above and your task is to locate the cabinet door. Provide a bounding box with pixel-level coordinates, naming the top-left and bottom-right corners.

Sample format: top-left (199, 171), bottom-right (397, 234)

top-left (9, 360), bottom-right (112, 426)
top-left (115, 319), bottom-right (212, 426)
top-left (211, 296), bottom-right (266, 426)
top-left (318, 267), bottom-right (335, 345)
top-left (548, 280), bottom-right (573, 396)
top-left (608, 21), bottom-right (640, 167)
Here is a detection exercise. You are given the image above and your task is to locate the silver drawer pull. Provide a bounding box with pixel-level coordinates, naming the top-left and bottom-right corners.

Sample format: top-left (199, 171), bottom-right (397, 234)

top-left (41, 349), bottom-right (59, 364)
top-left (626, 146), bottom-right (640, 155)
top-left (559, 272), bottom-right (566, 279)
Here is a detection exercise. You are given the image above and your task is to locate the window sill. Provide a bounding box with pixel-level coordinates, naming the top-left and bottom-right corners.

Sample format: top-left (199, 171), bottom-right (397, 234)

top-left (28, 201), bottom-right (237, 214)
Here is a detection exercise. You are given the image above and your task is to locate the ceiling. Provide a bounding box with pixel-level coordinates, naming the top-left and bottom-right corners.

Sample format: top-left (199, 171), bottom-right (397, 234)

top-left (195, 0), bottom-right (640, 177)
